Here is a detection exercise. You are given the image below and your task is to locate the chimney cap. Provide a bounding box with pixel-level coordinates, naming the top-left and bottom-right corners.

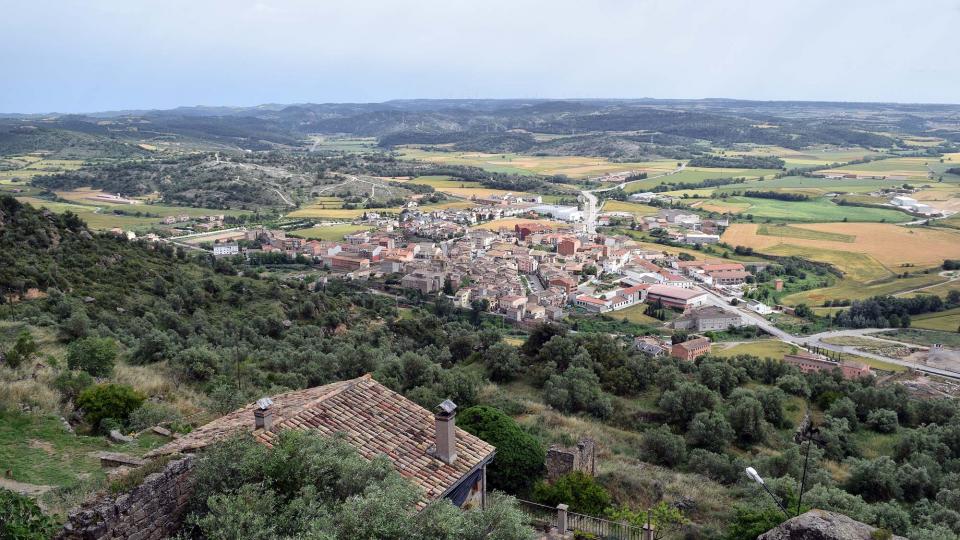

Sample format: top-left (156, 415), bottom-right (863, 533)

top-left (437, 399), bottom-right (457, 415)
top-left (256, 397), bottom-right (274, 411)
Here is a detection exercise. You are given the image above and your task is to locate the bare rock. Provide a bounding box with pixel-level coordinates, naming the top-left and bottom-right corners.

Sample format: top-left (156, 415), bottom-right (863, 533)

top-left (98, 452), bottom-right (146, 468)
top-left (108, 430), bottom-right (134, 444)
top-left (151, 426), bottom-right (172, 438)
top-left (758, 509), bottom-right (906, 540)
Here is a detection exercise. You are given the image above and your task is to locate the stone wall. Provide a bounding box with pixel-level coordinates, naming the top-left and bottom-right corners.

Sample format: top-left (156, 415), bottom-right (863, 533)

top-left (55, 456), bottom-right (195, 540)
top-left (545, 438), bottom-right (595, 482)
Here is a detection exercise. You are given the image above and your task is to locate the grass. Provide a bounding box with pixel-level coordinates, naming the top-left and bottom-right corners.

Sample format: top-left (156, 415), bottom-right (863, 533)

top-left (912, 307), bottom-right (960, 332)
top-left (782, 273), bottom-right (950, 307)
top-left (397, 148), bottom-right (678, 179)
top-left (600, 200), bottom-right (659, 217)
top-left (0, 410), bottom-right (113, 487)
top-left (289, 224), bottom-right (372, 241)
top-left (876, 328), bottom-right (960, 348)
top-left (713, 340), bottom-right (797, 359)
top-left (612, 303), bottom-right (661, 325)
top-left (715, 196), bottom-right (911, 223)
top-left (757, 223), bottom-right (855, 243)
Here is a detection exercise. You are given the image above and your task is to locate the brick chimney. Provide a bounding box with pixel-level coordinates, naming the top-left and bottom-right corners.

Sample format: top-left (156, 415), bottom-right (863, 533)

top-left (254, 397), bottom-right (274, 431)
top-left (434, 399), bottom-right (458, 464)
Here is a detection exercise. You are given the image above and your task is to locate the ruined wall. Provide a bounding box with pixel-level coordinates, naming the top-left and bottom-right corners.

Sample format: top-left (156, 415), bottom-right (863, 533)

top-left (56, 456), bottom-right (194, 540)
top-left (545, 438), bottom-right (596, 482)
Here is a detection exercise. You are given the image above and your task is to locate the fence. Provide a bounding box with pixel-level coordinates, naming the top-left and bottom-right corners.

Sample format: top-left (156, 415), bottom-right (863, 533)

top-left (517, 500), bottom-right (653, 540)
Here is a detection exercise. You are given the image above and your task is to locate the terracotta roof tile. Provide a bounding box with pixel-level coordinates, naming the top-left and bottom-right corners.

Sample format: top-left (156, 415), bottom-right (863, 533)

top-left (147, 375), bottom-right (494, 508)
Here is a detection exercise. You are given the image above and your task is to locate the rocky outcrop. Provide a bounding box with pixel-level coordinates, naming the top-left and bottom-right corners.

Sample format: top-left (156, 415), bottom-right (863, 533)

top-left (758, 509), bottom-right (905, 540)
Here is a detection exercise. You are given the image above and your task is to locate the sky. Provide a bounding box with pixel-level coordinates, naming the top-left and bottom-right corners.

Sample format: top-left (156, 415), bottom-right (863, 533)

top-left (1, 0), bottom-right (959, 113)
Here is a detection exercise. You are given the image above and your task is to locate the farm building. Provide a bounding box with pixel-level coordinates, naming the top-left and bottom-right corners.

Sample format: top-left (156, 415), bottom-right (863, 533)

top-left (673, 306), bottom-right (745, 332)
top-left (671, 336), bottom-right (711, 361)
top-left (783, 351), bottom-right (872, 380)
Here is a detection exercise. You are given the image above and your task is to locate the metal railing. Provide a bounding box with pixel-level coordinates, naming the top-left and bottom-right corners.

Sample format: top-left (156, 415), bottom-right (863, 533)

top-left (516, 500), bottom-right (652, 540)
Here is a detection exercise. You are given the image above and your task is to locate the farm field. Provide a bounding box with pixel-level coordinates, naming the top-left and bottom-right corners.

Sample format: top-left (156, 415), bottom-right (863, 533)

top-left (723, 223), bottom-right (960, 271)
top-left (0, 156), bottom-right (85, 184)
top-left (308, 136), bottom-right (377, 152)
top-left (727, 146), bottom-right (881, 168)
top-left (783, 273), bottom-right (950, 306)
top-left (288, 199), bottom-right (473, 219)
top-left (900, 278), bottom-right (960, 300)
top-left (289, 224), bottom-right (373, 240)
top-left (911, 307), bottom-right (960, 332)
top-left (714, 175), bottom-right (922, 196)
top-left (402, 175), bottom-right (546, 199)
top-left (600, 200), bottom-right (659, 217)
top-left (714, 340), bottom-right (797, 359)
top-left (708, 196), bottom-right (911, 223)
top-left (818, 156), bottom-right (939, 180)
top-left (470, 217), bottom-right (566, 231)
top-left (398, 148), bottom-right (677, 178)
top-left (622, 167), bottom-right (777, 193)
top-left (756, 223), bottom-right (855, 243)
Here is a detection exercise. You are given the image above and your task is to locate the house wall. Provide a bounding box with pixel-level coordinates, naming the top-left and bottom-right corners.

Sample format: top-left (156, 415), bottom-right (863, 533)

top-left (56, 457), bottom-right (195, 540)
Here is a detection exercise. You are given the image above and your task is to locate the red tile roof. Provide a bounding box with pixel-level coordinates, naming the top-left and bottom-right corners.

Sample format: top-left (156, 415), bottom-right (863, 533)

top-left (148, 375), bottom-right (495, 508)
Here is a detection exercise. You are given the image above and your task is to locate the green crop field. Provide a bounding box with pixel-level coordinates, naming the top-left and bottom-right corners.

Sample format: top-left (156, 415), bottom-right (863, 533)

top-left (715, 196), bottom-right (911, 223)
top-left (783, 272), bottom-right (950, 306)
top-left (714, 175), bottom-right (927, 196)
top-left (623, 167), bottom-right (777, 193)
top-left (757, 223), bottom-right (856, 243)
top-left (289, 224), bottom-right (373, 241)
top-left (601, 200), bottom-right (659, 217)
top-left (714, 340), bottom-right (797, 359)
top-left (613, 303), bottom-right (660, 325)
top-left (912, 307), bottom-right (960, 332)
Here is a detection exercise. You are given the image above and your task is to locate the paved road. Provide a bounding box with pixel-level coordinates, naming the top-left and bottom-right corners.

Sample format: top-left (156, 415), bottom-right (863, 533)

top-left (698, 289), bottom-right (960, 380)
top-left (579, 164), bottom-right (685, 234)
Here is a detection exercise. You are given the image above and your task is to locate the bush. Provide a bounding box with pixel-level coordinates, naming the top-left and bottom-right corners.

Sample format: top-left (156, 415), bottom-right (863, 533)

top-left (533, 471), bottom-right (611, 516)
top-left (66, 337), bottom-right (118, 377)
top-left (543, 367), bottom-right (612, 419)
top-left (127, 401), bottom-right (184, 432)
top-left (53, 370), bottom-right (94, 403)
top-left (826, 397), bottom-right (859, 430)
top-left (0, 488), bottom-right (60, 540)
top-left (688, 449), bottom-right (742, 485)
top-left (641, 425), bottom-right (687, 467)
top-left (2, 330), bottom-right (38, 369)
top-left (775, 374), bottom-right (810, 398)
top-left (76, 383), bottom-right (145, 432)
top-left (686, 411), bottom-right (734, 453)
top-left (866, 409), bottom-right (899, 434)
top-left (457, 405), bottom-right (545, 494)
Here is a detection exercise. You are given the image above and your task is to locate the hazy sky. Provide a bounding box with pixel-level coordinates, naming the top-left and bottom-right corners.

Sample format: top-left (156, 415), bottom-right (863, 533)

top-left (2, 0), bottom-right (958, 113)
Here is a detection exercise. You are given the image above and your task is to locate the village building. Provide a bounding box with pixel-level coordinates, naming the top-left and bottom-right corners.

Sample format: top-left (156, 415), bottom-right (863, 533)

top-left (147, 375), bottom-right (496, 510)
top-left (645, 284), bottom-right (709, 310)
top-left (673, 305), bottom-right (744, 332)
top-left (671, 336), bottom-right (711, 361)
top-left (783, 351), bottom-right (873, 380)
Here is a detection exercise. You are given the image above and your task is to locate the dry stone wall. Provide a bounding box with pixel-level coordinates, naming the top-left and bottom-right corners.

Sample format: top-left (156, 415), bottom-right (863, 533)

top-left (55, 456), bottom-right (194, 540)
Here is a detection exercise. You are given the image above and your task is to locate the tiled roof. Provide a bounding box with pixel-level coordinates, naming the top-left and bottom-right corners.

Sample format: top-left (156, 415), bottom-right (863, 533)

top-left (147, 375), bottom-right (495, 508)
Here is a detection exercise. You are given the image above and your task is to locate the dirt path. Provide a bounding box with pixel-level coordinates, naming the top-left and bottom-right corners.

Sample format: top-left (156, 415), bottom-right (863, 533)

top-left (0, 477), bottom-right (54, 496)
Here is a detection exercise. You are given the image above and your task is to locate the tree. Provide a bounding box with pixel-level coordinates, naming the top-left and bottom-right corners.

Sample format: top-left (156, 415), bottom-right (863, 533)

top-left (457, 406), bottom-right (545, 494)
top-left (66, 337), bottom-right (118, 377)
top-left (727, 392), bottom-right (767, 445)
top-left (76, 383), bottom-right (145, 432)
top-left (521, 323), bottom-right (567, 358)
top-left (533, 472), bottom-right (611, 516)
top-left (2, 330), bottom-right (37, 369)
top-left (827, 396), bottom-right (859, 430)
top-left (697, 359), bottom-right (746, 397)
top-left (543, 366), bottom-right (613, 419)
top-left (866, 409), bottom-right (899, 434)
top-left (483, 342), bottom-right (522, 382)
top-left (659, 382), bottom-right (719, 426)
top-left (846, 457), bottom-right (901, 502)
top-left (641, 425), bottom-right (687, 467)
top-left (687, 410), bottom-right (734, 453)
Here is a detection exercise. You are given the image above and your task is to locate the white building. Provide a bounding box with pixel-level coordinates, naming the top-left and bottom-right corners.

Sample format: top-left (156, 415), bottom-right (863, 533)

top-left (213, 243), bottom-right (239, 257)
top-left (684, 233), bottom-right (720, 245)
top-left (746, 299), bottom-right (774, 315)
top-left (530, 205), bottom-right (584, 222)
top-left (891, 196), bottom-right (917, 207)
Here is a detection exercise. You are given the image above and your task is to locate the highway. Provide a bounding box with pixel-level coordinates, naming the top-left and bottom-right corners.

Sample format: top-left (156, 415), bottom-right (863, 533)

top-left (698, 289), bottom-right (960, 380)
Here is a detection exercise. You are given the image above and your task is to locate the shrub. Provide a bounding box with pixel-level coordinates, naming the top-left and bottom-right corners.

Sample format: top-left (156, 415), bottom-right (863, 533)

top-left (543, 367), bottom-right (613, 419)
top-left (688, 449), bottom-right (742, 485)
top-left (76, 383), bottom-right (145, 432)
top-left (686, 410), bottom-right (734, 453)
top-left (775, 374), bottom-right (810, 398)
top-left (127, 401), bottom-right (184, 432)
top-left (533, 471), bottom-right (611, 516)
top-left (457, 405), bottom-right (545, 494)
top-left (0, 488), bottom-right (60, 540)
top-left (2, 330), bottom-right (38, 369)
top-left (641, 425), bottom-right (687, 467)
top-left (866, 409), bottom-right (899, 434)
top-left (826, 397), bottom-right (859, 430)
top-left (53, 370), bottom-right (94, 403)
top-left (66, 337), bottom-right (118, 377)
top-left (483, 342), bottom-right (522, 382)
